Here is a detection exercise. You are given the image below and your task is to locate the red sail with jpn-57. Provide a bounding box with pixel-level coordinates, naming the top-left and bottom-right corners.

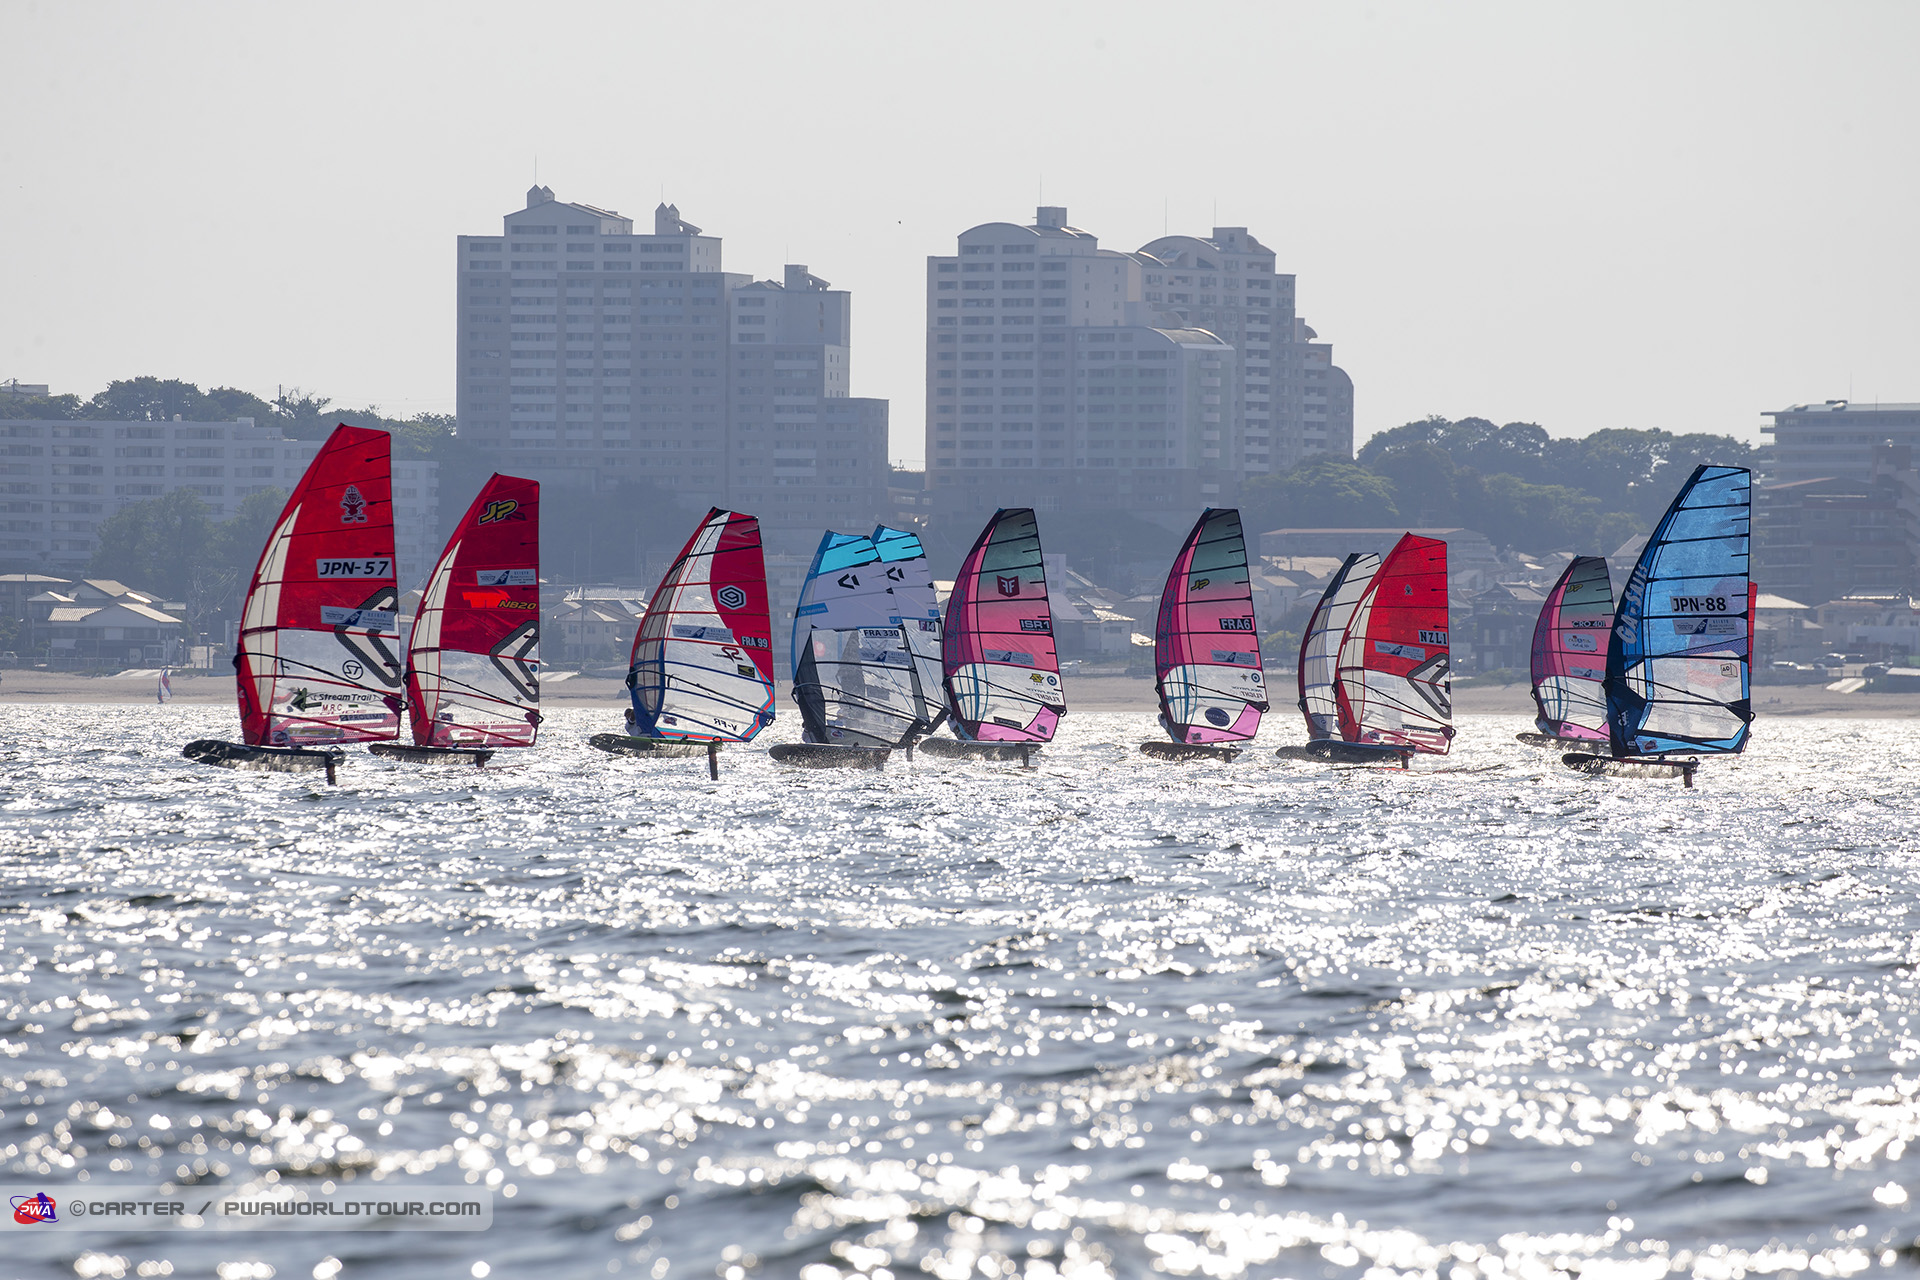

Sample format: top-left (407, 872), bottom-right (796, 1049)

top-left (234, 424), bottom-right (403, 747)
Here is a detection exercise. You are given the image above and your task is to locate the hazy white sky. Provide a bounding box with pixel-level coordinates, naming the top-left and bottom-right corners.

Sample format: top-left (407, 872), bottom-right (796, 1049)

top-left (4, 1), bottom-right (1916, 466)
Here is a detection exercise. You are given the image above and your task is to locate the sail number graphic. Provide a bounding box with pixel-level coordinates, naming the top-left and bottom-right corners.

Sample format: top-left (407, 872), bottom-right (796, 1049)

top-left (316, 558), bottom-right (393, 578)
top-left (1669, 596), bottom-right (1732, 613)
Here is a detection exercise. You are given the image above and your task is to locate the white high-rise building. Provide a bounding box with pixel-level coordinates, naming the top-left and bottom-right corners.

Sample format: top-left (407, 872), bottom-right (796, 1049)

top-left (925, 207), bottom-right (1352, 519)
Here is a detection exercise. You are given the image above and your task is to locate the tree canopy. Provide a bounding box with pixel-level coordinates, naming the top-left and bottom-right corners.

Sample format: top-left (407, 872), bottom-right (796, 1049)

top-left (1257, 417), bottom-right (1756, 554)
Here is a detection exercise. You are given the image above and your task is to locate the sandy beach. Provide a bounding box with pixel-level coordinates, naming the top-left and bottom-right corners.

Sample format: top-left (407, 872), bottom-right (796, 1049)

top-left (5, 668), bottom-right (1917, 718)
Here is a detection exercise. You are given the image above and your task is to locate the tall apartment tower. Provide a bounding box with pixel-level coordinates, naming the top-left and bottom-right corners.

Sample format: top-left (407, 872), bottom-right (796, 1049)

top-left (728, 265), bottom-right (888, 535)
top-left (457, 187), bottom-right (888, 544)
top-left (925, 208), bottom-right (1351, 521)
top-left (1135, 227), bottom-right (1353, 471)
top-left (458, 188), bottom-right (738, 493)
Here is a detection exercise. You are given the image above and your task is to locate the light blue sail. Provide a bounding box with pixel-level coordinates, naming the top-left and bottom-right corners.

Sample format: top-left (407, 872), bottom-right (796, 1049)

top-left (1604, 464), bottom-right (1753, 757)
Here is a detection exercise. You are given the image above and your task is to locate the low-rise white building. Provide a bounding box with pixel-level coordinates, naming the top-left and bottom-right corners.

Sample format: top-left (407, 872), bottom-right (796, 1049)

top-left (0, 417), bottom-right (439, 585)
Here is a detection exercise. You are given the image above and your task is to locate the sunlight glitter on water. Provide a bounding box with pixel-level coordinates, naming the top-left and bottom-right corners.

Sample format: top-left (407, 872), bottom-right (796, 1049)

top-left (3, 705), bottom-right (1919, 1278)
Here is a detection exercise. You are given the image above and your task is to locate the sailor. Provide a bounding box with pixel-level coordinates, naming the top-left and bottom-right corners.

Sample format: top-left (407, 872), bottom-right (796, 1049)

top-left (624, 707), bottom-right (637, 736)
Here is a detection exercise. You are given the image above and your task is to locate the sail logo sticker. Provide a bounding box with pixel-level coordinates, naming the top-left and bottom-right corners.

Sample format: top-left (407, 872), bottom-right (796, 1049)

top-left (1192, 578), bottom-right (1211, 591)
top-left (12, 1193), bottom-right (57, 1225)
top-left (1375, 641), bottom-right (1426, 661)
top-left (339, 484), bottom-right (369, 524)
top-left (321, 605), bottom-right (397, 632)
top-left (886, 567), bottom-right (905, 582)
top-left (1674, 617), bottom-right (1739, 635)
top-left (1219, 617), bottom-right (1254, 632)
top-left (1019, 618), bottom-right (1051, 633)
top-left (1564, 632), bottom-right (1598, 652)
top-left (316, 558), bottom-right (393, 578)
top-left (476, 568), bottom-right (537, 587)
top-left (715, 585), bottom-right (747, 611)
top-left (1030, 673), bottom-right (1047, 684)
top-left (1570, 666), bottom-right (1603, 680)
top-left (477, 498), bottom-right (520, 524)
top-left (1670, 595), bottom-right (1731, 613)
top-left (996, 575), bottom-right (1022, 597)
top-left (1418, 630), bottom-right (1449, 646)
top-left (838, 573), bottom-right (860, 589)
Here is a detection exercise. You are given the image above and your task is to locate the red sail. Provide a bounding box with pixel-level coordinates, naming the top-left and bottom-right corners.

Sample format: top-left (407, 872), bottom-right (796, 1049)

top-left (234, 424), bottom-right (402, 747)
top-left (404, 474), bottom-right (541, 747)
top-left (1334, 533), bottom-right (1453, 754)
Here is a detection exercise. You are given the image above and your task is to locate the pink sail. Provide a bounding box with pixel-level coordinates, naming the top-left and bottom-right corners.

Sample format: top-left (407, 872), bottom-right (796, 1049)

top-left (1153, 508), bottom-right (1267, 743)
top-left (1528, 555), bottom-right (1613, 740)
top-left (941, 508), bottom-right (1064, 742)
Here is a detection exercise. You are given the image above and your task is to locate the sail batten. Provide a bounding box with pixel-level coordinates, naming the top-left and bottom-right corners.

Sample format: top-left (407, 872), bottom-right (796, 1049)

top-left (628, 508), bottom-right (775, 743)
top-left (233, 425), bottom-right (402, 747)
top-left (941, 508), bottom-right (1064, 742)
top-left (872, 524), bottom-right (947, 728)
top-left (1604, 465), bottom-right (1753, 758)
top-left (403, 474), bottom-right (541, 748)
top-left (1334, 534), bottom-right (1452, 754)
top-left (1154, 508), bottom-right (1266, 743)
top-left (1529, 555), bottom-right (1613, 741)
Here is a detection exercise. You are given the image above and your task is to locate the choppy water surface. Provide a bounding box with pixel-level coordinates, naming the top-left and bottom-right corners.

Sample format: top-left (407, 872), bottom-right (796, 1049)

top-left (3, 705), bottom-right (1919, 1280)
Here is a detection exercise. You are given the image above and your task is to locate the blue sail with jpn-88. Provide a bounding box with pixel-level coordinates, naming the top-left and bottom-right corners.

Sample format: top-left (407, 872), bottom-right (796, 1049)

top-left (1564, 464), bottom-right (1752, 784)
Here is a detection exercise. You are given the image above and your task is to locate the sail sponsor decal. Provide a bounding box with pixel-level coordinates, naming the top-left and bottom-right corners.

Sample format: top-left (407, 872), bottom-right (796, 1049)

top-left (1565, 632), bottom-right (1598, 651)
top-left (320, 605), bottom-right (397, 632)
top-left (1375, 640), bottom-right (1425, 661)
top-left (460, 589), bottom-right (537, 611)
top-left (983, 648), bottom-right (1036, 666)
top-left (672, 624), bottom-right (735, 642)
top-left (339, 484), bottom-right (369, 524)
top-left (475, 568), bottom-right (537, 587)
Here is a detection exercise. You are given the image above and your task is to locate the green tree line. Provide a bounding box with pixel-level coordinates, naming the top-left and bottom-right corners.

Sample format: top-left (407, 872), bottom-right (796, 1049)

top-left (8, 375), bottom-right (468, 462)
top-left (1242, 417), bottom-right (1758, 554)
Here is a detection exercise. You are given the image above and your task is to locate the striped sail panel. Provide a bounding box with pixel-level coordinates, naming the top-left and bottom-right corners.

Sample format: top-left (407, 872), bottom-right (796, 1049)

top-left (627, 508), bottom-right (775, 743)
top-left (1295, 552), bottom-right (1380, 741)
top-left (1336, 534), bottom-right (1453, 755)
top-left (404, 474), bottom-right (541, 748)
top-left (792, 625), bottom-right (925, 747)
top-left (1528, 555), bottom-right (1613, 740)
top-left (1154, 508), bottom-right (1267, 743)
top-left (1605, 465), bottom-right (1753, 757)
top-left (790, 532), bottom-right (887, 678)
top-left (234, 424), bottom-right (402, 747)
top-left (941, 508), bottom-right (1064, 743)
top-left (872, 524), bottom-right (946, 727)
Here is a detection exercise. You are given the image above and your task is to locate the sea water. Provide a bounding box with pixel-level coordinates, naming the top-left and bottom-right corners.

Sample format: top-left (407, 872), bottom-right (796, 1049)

top-left (2, 706), bottom-right (1917, 1279)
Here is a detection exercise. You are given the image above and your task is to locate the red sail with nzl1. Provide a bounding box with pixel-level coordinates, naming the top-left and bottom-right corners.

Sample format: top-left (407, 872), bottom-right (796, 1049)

top-left (404, 473), bottom-right (541, 747)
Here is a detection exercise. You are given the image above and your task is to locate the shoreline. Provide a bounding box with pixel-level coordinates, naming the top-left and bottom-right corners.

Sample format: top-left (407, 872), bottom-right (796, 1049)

top-left (5, 670), bottom-right (1918, 719)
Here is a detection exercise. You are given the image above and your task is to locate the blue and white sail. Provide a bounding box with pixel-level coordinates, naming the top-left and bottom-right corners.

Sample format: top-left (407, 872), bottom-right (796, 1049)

top-left (1604, 464), bottom-right (1753, 757)
top-left (789, 529), bottom-right (941, 745)
top-left (872, 524), bottom-right (946, 728)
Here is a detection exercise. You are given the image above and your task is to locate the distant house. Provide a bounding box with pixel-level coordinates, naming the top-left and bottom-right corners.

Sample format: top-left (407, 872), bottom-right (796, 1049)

top-left (547, 586), bottom-right (647, 665)
top-left (1459, 582), bottom-right (1547, 674)
top-left (26, 578), bottom-right (186, 664)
